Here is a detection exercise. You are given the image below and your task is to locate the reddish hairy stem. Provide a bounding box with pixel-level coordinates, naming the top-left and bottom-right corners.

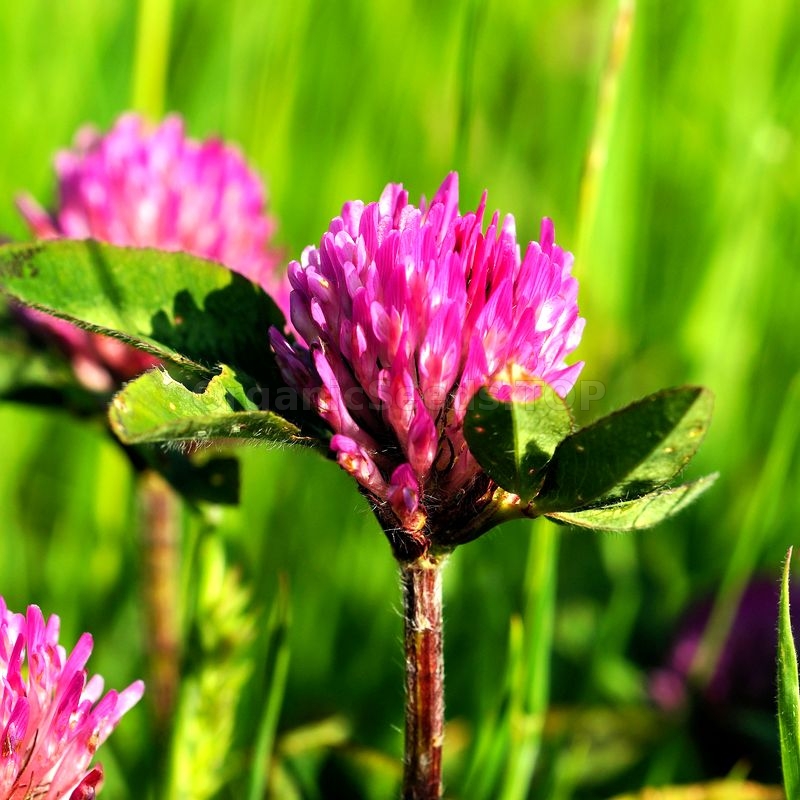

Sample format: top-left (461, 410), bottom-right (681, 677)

top-left (401, 554), bottom-right (447, 800)
top-left (139, 470), bottom-right (181, 737)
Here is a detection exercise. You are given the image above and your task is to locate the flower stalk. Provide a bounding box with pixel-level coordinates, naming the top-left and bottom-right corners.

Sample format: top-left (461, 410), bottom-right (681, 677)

top-left (401, 553), bottom-right (448, 800)
top-left (139, 469), bottom-right (181, 738)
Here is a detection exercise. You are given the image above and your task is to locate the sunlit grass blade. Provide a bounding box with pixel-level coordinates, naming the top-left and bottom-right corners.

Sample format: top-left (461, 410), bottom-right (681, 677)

top-left (166, 532), bottom-right (256, 800)
top-left (247, 578), bottom-right (292, 800)
top-left (499, 520), bottom-right (558, 800)
top-left (575, 0), bottom-right (635, 267)
top-left (778, 546), bottom-right (800, 799)
top-left (460, 520), bottom-right (558, 800)
top-left (460, 617), bottom-right (517, 800)
top-left (452, 0), bottom-right (481, 168)
top-left (131, 0), bottom-right (174, 118)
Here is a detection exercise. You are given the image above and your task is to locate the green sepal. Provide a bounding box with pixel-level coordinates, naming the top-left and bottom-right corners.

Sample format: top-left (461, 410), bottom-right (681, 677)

top-left (0, 239), bottom-right (285, 383)
top-left (546, 474), bottom-right (717, 531)
top-left (534, 386), bottom-right (713, 513)
top-left (109, 364), bottom-right (314, 448)
top-left (464, 384), bottom-right (575, 501)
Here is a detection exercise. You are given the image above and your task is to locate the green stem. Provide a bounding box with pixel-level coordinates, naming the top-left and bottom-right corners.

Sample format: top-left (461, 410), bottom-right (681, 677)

top-left (575, 0), bottom-right (635, 267)
top-left (499, 521), bottom-right (558, 800)
top-left (401, 553), bottom-right (448, 800)
top-left (131, 0), bottom-right (174, 118)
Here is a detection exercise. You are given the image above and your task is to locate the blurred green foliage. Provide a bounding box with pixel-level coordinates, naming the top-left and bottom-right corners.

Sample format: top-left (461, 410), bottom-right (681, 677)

top-left (1, 0), bottom-right (799, 797)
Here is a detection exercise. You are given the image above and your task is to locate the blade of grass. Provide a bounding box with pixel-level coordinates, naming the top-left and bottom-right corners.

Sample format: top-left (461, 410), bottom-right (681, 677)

top-left (166, 531), bottom-right (256, 800)
top-left (248, 577), bottom-right (292, 800)
top-left (452, 0), bottom-right (482, 169)
top-left (131, 0), bottom-right (174, 118)
top-left (499, 519), bottom-right (558, 800)
top-left (778, 547), bottom-right (800, 798)
top-left (573, 0), bottom-right (637, 356)
top-left (462, 519), bottom-right (559, 800)
top-left (575, 0), bottom-right (635, 265)
top-left (590, 533), bottom-right (642, 699)
top-left (460, 616), bottom-right (517, 799)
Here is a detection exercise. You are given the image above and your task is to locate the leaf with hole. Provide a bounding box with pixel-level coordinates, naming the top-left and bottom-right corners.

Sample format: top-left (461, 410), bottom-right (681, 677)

top-left (110, 364), bottom-right (314, 448)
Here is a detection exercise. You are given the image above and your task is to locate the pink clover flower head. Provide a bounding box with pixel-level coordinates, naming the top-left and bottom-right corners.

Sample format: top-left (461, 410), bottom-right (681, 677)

top-left (17, 112), bottom-right (288, 391)
top-left (271, 173), bottom-right (584, 558)
top-left (0, 596), bottom-right (144, 799)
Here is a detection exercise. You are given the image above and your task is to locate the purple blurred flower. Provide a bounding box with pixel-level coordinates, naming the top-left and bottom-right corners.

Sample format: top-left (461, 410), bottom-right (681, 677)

top-left (271, 173), bottom-right (584, 557)
top-left (0, 596), bottom-right (143, 799)
top-left (649, 578), bottom-right (800, 780)
top-left (651, 578), bottom-right (800, 712)
top-left (16, 113), bottom-right (287, 391)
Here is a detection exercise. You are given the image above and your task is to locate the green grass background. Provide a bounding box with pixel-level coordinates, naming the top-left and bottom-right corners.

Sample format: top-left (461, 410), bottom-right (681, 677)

top-left (1, 0), bottom-right (799, 797)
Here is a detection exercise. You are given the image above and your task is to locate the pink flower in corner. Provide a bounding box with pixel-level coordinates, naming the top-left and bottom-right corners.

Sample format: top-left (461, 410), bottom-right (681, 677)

top-left (270, 173), bottom-right (584, 558)
top-left (17, 113), bottom-right (288, 392)
top-left (0, 596), bottom-right (143, 799)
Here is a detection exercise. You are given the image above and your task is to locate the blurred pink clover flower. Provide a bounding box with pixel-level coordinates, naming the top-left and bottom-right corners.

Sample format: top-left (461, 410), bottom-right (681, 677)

top-left (17, 113), bottom-right (287, 391)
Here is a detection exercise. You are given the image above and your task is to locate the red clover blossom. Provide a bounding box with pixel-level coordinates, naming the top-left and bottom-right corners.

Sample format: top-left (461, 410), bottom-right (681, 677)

top-left (271, 173), bottom-right (584, 558)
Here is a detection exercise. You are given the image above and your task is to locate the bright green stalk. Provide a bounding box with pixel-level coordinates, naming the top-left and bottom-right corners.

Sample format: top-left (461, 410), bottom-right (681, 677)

top-left (166, 532), bottom-right (256, 800)
top-left (453, 0), bottom-right (482, 169)
top-left (460, 618), bottom-right (517, 799)
top-left (247, 580), bottom-right (292, 800)
top-left (499, 520), bottom-right (558, 800)
top-left (575, 0), bottom-right (635, 271)
top-left (131, 0), bottom-right (174, 118)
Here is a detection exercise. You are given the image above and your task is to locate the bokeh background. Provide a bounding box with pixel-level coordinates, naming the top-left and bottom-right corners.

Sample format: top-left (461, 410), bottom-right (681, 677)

top-left (1, 1), bottom-right (799, 798)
